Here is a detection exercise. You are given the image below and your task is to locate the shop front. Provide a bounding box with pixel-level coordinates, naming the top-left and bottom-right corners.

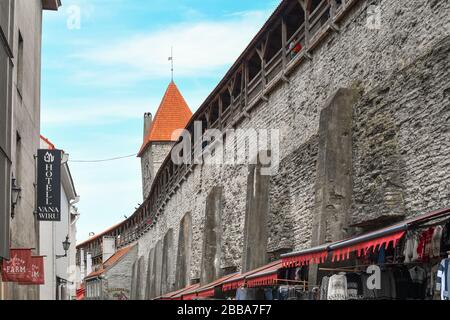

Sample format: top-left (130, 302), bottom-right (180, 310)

top-left (158, 207), bottom-right (450, 301)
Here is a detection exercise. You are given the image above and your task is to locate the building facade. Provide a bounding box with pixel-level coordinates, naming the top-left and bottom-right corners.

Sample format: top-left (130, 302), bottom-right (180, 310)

top-left (39, 136), bottom-right (80, 300)
top-left (0, 0), bottom-right (61, 300)
top-left (84, 244), bottom-right (137, 300)
top-left (77, 0), bottom-right (450, 300)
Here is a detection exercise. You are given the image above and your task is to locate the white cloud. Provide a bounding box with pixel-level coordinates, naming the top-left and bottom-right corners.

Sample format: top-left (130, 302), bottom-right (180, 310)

top-left (74, 10), bottom-right (270, 80)
top-left (42, 99), bottom-right (154, 126)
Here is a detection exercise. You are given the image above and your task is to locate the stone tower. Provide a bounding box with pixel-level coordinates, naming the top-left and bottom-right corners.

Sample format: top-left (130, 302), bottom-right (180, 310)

top-left (138, 81), bottom-right (192, 200)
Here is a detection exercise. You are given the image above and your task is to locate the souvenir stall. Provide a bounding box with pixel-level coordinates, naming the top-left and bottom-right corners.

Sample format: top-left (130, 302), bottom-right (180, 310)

top-left (280, 207), bottom-right (450, 300)
top-left (171, 273), bottom-right (238, 300)
top-left (156, 207), bottom-right (450, 301)
top-left (221, 261), bottom-right (283, 300)
top-left (157, 283), bottom-right (200, 300)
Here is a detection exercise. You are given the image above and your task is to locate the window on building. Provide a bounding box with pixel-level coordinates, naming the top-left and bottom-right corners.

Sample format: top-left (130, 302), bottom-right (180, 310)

top-left (15, 132), bottom-right (21, 184)
top-left (16, 31), bottom-right (23, 96)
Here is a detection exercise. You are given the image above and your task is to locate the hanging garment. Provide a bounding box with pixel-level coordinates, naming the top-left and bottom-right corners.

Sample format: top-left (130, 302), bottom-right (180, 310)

top-left (236, 288), bottom-right (248, 300)
top-left (264, 287), bottom-right (273, 300)
top-left (393, 267), bottom-right (413, 300)
top-left (428, 263), bottom-right (440, 299)
top-left (377, 246), bottom-right (386, 264)
top-left (436, 258), bottom-right (450, 300)
top-left (361, 273), bottom-right (376, 300)
top-left (431, 226), bottom-right (444, 258)
top-left (287, 286), bottom-right (298, 300)
top-left (320, 276), bottom-right (329, 300)
top-left (327, 274), bottom-right (348, 300)
top-left (346, 273), bottom-right (363, 300)
top-left (374, 270), bottom-right (397, 300)
top-left (409, 266), bottom-right (427, 299)
top-left (442, 223), bottom-right (450, 253)
top-left (278, 286), bottom-right (289, 301)
top-left (404, 231), bottom-right (420, 263)
top-left (417, 227), bottom-right (435, 262)
top-left (309, 287), bottom-right (320, 300)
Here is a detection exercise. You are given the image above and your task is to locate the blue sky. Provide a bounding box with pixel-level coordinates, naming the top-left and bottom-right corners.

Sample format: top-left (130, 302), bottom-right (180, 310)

top-left (41, 0), bottom-right (280, 243)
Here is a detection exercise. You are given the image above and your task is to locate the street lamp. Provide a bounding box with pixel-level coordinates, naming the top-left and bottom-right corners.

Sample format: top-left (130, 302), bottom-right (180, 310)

top-left (56, 235), bottom-right (71, 259)
top-left (11, 178), bottom-right (22, 219)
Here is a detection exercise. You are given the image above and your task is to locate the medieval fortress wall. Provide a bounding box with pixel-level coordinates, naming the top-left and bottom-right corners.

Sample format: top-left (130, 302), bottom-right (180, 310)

top-left (134, 0), bottom-right (450, 299)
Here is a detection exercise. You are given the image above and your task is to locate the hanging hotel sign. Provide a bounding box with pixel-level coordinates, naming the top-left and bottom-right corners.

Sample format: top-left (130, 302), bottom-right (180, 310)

top-left (37, 149), bottom-right (62, 221)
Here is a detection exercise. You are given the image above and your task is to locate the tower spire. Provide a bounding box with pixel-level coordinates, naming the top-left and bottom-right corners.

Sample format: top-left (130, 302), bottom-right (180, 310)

top-left (168, 46), bottom-right (174, 82)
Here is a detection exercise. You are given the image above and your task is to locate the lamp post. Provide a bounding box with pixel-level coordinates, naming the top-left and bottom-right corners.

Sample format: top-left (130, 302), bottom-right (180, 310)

top-left (56, 235), bottom-right (71, 259)
top-left (11, 178), bottom-right (22, 219)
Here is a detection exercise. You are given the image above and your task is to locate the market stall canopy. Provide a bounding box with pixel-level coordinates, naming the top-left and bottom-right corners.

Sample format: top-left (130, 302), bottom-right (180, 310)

top-left (170, 283), bottom-right (201, 300)
top-left (222, 260), bottom-right (282, 292)
top-left (195, 273), bottom-right (239, 299)
top-left (246, 261), bottom-right (283, 288)
top-left (155, 283), bottom-right (199, 300)
top-left (281, 207), bottom-right (450, 267)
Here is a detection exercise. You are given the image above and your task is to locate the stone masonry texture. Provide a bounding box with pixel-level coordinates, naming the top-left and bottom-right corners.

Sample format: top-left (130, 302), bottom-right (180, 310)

top-left (127, 0), bottom-right (449, 298)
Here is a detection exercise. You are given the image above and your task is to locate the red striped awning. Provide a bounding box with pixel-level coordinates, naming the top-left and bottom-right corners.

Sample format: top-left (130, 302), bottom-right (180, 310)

top-left (170, 283), bottom-right (201, 300)
top-left (247, 273), bottom-right (278, 288)
top-left (246, 261), bottom-right (282, 288)
top-left (222, 260), bottom-right (281, 292)
top-left (222, 278), bottom-right (245, 292)
top-left (197, 288), bottom-right (215, 298)
top-left (194, 273), bottom-right (238, 298)
top-left (331, 231), bottom-right (405, 262)
top-left (182, 292), bottom-right (198, 300)
top-left (281, 250), bottom-right (328, 268)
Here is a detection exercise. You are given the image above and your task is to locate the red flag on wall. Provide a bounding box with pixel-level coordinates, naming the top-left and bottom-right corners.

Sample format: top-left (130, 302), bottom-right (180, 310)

top-left (1, 249), bottom-right (32, 282)
top-left (20, 256), bottom-right (45, 285)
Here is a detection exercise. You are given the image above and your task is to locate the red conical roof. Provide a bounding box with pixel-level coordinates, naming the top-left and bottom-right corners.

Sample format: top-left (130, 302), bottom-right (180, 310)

top-left (138, 81), bottom-right (193, 156)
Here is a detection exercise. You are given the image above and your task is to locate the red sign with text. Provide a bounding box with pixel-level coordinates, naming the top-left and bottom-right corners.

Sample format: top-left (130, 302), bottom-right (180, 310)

top-left (1, 249), bottom-right (32, 282)
top-left (20, 256), bottom-right (45, 285)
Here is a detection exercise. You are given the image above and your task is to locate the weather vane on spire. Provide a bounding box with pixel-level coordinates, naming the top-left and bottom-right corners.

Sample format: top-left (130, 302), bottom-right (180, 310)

top-left (168, 46), bottom-right (174, 82)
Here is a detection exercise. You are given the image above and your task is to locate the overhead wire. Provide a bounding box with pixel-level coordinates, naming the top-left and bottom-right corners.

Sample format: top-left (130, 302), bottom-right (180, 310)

top-left (69, 153), bottom-right (138, 163)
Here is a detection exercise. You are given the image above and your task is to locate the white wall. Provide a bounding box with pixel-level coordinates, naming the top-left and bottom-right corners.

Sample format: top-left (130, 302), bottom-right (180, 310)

top-left (39, 139), bottom-right (78, 300)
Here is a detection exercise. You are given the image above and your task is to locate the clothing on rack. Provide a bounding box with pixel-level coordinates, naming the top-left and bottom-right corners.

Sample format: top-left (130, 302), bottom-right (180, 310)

top-left (309, 287), bottom-right (320, 300)
top-left (236, 288), bottom-right (248, 300)
top-left (436, 258), bottom-right (450, 300)
top-left (278, 285), bottom-right (289, 301)
top-left (320, 276), bottom-right (329, 300)
top-left (441, 223), bottom-right (450, 253)
top-left (264, 287), bottom-right (274, 300)
top-left (393, 267), bottom-right (412, 300)
top-left (374, 270), bottom-right (396, 300)
top-left (431, 225), bottom-right (443, 258)
top-left (428, 263), bottom-right (440, 299)
top-left (377, 246), bottom-right (386, 265)
top-left (417, 227), bottom-right (434, 262)
top-left (346, 273), bottom-right (363, 300)
top-left (327, 274), bottom-right (347, 300)
top-left (361, 273), bottom-right (376, 300)
top-left (403, 231), bottom-right (420, 263)
top-left (409, 266), bottom-right (426, 299)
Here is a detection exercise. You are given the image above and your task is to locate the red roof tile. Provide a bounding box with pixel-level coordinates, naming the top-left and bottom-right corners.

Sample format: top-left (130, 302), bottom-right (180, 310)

top-left (76, 220), bottom-right (125, 248)
top-left (85, 245), bottom-right (135, 280)
top-left (138, 81), bottom-right (192, 156)
top-left (40, 135), bottom-right (56, 150)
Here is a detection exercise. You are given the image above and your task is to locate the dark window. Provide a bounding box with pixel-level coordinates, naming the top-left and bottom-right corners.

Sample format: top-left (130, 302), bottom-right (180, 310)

top-left (17, 31), bottom-right (23, 95)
